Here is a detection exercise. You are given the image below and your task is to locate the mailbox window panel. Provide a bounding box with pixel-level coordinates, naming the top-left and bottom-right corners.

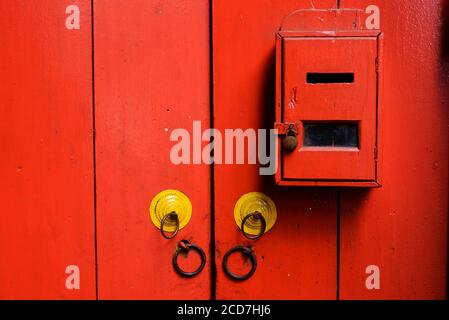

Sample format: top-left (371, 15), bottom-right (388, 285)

top-left (94, 1), bottom-right (211, 299)
top-left (282, 37), bottom-right (378, 181)
top-left (0, 1), bottom-right (95, 299)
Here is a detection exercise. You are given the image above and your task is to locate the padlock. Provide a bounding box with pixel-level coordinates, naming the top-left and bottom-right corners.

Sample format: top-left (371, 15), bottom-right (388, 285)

top-left (283, 132), bottom-right (298, 152)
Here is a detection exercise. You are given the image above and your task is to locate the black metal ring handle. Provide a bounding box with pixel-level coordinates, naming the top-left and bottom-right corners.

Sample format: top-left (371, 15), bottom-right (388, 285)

top-left (172, 240), bottom-right (206, 278)
top-left (241, 211), bottom-right (267, 240)
top-left (160, 211), bottom-right (179, 239)
top-left (222, 246), bottom-right (257, 281)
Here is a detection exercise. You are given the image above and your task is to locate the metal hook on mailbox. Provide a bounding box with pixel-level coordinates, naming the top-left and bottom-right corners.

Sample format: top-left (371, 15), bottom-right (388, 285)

top-left (274, 122), bottom-right (299, 152)
top-left (284, 125), bottom-right (298, 152)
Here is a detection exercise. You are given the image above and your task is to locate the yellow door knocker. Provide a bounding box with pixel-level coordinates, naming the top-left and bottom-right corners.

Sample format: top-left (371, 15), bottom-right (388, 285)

top-left (233, 192), bottom-right (277, 240)
top-left (149, 189), bottom-right (193, 239)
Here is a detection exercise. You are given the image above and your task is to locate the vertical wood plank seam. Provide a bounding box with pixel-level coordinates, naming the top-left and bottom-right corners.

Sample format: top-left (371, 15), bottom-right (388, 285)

top-left (336, 0), bottom-right (341, 301)
top-left (91, 0), bottom-right (99, 301)
top-left (336, 188), bottom-right (341, 300)
top-left (209, 0), bottom-right (217, 301)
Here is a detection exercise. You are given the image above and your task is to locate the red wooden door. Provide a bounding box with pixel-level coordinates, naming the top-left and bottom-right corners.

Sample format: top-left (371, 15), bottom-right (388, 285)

top-left (212, 0), bottom-right (448, 300)
top-left (0, 0), bottom-right (447, 301)
top-left (338, 0), bottom-right (449, 300)
top-left (94, 0), bottom-right (211, 299)
top-left (213, 0), bottom-right (339, 300)
top-left (0, 1), bottom-right (96, 299)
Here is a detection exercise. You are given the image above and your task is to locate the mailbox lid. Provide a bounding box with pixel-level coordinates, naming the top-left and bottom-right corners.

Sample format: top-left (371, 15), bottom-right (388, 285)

top-left (281, 35), bottom-right (379, 181)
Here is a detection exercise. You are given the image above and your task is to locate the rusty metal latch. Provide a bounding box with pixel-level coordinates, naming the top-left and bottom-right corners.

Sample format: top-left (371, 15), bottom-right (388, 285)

top-left (275, 122), bottom-right (299, 152)
top-left (274, 122), bottom-right (299, 135)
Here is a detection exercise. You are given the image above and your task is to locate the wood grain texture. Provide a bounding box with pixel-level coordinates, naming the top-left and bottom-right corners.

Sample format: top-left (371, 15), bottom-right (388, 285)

top-left (0, 0), bottom-right (446, 300)
top-left (339, 0), bottom-right (448, 299)
top-left (94, 0), bottom-right (211, 299)
top-left (0, 0), bottom-right (95, 299)
top-left (213, 0), bottom-right (339, 299)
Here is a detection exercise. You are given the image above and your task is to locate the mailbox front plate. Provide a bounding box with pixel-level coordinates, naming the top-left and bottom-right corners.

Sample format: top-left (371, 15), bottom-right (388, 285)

top-left (276, 32), bottom-right (382, 187)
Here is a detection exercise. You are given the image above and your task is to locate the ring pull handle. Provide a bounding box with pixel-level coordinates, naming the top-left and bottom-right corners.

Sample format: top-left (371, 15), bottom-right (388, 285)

top-left (222, 246), bottom-right (257, 281)
top-left (172, 240), bottom-right (206, 278)
top-left (241, 211), bottom-right (267, 240)
top-left (160, 211), bottom-right (180, 239)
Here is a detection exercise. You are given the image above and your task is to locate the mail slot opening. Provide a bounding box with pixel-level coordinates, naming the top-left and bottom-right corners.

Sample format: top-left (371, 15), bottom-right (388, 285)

top-left (306, 73), bottom-right (355, 84)
top-left (303, 122), bottom-right (359, 148)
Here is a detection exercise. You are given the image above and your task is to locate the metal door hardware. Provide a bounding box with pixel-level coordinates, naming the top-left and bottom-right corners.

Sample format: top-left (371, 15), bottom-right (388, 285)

top-left (222, 246), bottom-right (257, 281)
top-left (172, 240), bottom-right (206, 278)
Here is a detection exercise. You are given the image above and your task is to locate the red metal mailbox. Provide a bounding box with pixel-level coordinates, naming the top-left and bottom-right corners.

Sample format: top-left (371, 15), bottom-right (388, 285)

top-left (275, 15), bottom-right (383, 187)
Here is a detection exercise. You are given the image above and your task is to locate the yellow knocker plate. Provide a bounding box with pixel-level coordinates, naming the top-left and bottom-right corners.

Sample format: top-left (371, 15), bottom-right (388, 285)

top-left (234, 192), bottom-right (277, 236)
top-left (149, 189), bottom-right (192, 233)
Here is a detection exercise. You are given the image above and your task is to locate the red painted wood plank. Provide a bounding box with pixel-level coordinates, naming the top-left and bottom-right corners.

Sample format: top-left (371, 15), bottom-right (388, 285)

top-left (213, 0), bottom-right (339, 299)
top-left (94, 0), bottom-right (211, 299)
top-left (0, 0), bottom-right (95, 299)
top-left (339, 0), bottom-right (448, 299)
